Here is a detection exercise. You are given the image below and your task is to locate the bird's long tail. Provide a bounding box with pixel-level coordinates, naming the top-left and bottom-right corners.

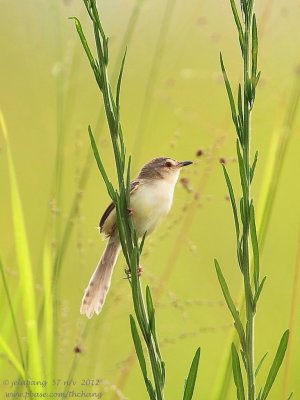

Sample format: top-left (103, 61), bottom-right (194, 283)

top-left (80, 237), bottom-right (121, 318)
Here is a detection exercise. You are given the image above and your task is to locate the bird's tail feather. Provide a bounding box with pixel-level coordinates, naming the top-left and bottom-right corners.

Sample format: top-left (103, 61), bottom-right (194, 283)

top-left (80, 237), bottom-right (121, 318)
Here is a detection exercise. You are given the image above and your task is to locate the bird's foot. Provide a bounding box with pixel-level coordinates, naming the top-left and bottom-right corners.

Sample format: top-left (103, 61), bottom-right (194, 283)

top-left (124, 265), bottom-right (143, 279)
top-left (127, 208), bottom-right (133, 215)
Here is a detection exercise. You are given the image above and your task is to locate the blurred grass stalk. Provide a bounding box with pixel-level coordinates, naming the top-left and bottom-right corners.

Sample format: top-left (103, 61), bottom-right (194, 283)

top-left (213, 68), bottom-right (300, 400)
top-left (71, 1), bottom-right (200, 399)
top-left (42, 241), bottom-right (54, 391)
top-left (281, 229), bottom-right (300, 399)
top-left (0, 111), bottom-right (43, 387)
top-left (0, 259), bottom-right (26, 380)
top-left (214, 1), bottom-right (289, 399)
top-left (132, 0), bottom-right (177, 163)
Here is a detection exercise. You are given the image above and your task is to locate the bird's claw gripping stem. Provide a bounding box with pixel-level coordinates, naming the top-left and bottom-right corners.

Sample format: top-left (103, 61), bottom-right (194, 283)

top-left (124, 266), bottom-right (143, 279)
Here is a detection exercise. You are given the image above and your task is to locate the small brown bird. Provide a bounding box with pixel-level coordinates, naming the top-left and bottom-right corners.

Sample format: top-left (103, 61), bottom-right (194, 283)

top-left (80, 157), bottom-right (192, 318)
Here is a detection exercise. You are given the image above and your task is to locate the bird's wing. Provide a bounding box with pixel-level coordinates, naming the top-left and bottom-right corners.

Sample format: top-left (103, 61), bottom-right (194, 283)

top-left (99, 180), bottom-right (140, 232)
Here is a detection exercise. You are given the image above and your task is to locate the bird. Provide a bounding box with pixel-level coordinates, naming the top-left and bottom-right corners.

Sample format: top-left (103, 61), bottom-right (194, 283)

top-left (80, 157), bottom-right (193, 318)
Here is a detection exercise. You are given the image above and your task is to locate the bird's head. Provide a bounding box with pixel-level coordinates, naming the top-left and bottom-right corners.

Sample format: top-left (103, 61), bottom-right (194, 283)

top-left (138, 157), bottom-right (192, 184)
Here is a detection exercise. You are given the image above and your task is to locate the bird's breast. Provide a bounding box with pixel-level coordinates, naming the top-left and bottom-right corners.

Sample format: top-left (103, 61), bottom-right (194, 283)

top-left (130, 180), bottom-right (175, 237)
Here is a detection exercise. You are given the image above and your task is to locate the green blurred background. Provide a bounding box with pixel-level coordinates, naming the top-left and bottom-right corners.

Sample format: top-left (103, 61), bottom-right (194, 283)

top-left (0, 0), bottom-right (300, 398)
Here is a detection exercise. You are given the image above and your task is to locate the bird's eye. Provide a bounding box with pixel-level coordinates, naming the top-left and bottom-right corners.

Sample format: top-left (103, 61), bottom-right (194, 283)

top-left (165, 161), bottom-right (172, 168)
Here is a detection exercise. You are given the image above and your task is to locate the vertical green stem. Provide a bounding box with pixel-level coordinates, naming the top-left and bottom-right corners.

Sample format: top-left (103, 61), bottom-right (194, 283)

top-left (243, 6), bottom-right (255, 400)
top-left (218, 1), bottom-right (290, 399)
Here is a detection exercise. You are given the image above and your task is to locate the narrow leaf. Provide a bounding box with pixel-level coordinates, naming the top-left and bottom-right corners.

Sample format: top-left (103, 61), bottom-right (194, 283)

top-left (255, 353), bottom-right (268, 377)
top-left (231, 344), bottom-right (245, 400)
top-left (0, 336), bottom-right (26, 379)
top-left (250, 150), bottom-right (258, 183)
top-left (161, 361), bottom-right (166, 387)
top-left (43, 241), bottom-right (54, 384)
top-left (126, 155), bottom-right (131, 204)
top-left (89, 0), bottom-right (106, 41)
top-left (69, 17), bottom-right (96, 71)
top-left (88, 126), bottom-right (115, 199)
top-left (256, 71), bottom-right (261, 87)
top-left (129, 250), bottom-right (148, 339)
top-left (260, 330), bottom-right (289, 400)
top-left (253, 276), bottom-right (266, 307)
top-left (146, 286), bottom-right (155, 333)
top-left (229, 0), bottom-right (244, 51)
top-left (251, 14), bottom-right (258, 81)
top-left (236, 140), bottom-right (248, 200)
top-left (183, 348), bottom-right (201, 400)
top-left (146, 379), bottom-right (156, 400)
top-left (103, 36), bottom-right (109, 65)
top-left (139, 231), bottom-right (147, 254)
top-left (257, 388), bottom-right (262, 400)
top-left (116, 49), bottom-right (127, 116)
top-left (222, 165), bottom-right (240, 240)
top-left (130, 315), bottom-right (148, 380)
top-left (0, 258), bottom-right (25, 370)
top-left (214, 260), bottom-right (246, 349)
top-left (250, 203), bottom-right (259, 291)
top-left (238, 84), bottom-right (244, 126)
top-left (220, 53), bottom-right (238, 127)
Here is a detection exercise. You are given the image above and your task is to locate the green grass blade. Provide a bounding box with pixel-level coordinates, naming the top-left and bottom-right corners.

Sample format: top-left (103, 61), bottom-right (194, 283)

top-left (69, 17), bottom-right (97, 73)
top-left (222, 165), bottom-right (240, 240)
top-left (253, 276), bottom-right (266, 306)
top-left (183, 348), bottom-right (201, 400)
top-left (139, 232), bottom-right (147, 254)
top-left (145, 286), bottom-right (161, 360)
top-left (260, 330), bottom-right (289, 400)
top-left (231, 344), bottom-right (245, 400)
top-left (250, 150), bottom-right (258, 183)
top-left (0, 111), bottom-right (43, 379)
top-left (214, 259), bottom-right (246, 350)
top-left (88, 125), bottom-right (115, 199)
top-left (146, 380), bottom-right (156, 400)
top-left (238, 83), bottom-right (244, 141)
top-left (220, 53), bottom-right (238, 130)
top-left (126, 155), bottom-right (131, 204)
top-left (0, 336), bottom-right (26, 379)
top-left (0, 258), bottom-right (25, 370)
top-left (43, 241), bottom-right (54, 388)
top-left (116, 49), bottom-right (127, 116)
top-left (236, 140), bottom-right (248, 200)
top-left (251, 14), bottom-right (258, 82)
top-left (250, 203), bottom-right (259, 292)
top-left (130, 314), bottom-right (148, 380)
top-left (229, 0), bottom-right (244, 51)
top-left (255, 352), bottom-right (268, 377)
top-left (146, 286), bottom-right (155, 333)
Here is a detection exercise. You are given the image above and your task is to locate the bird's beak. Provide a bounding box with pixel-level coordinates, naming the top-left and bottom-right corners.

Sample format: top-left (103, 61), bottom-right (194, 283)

top-left (178, 160), bottom-right (193, 167)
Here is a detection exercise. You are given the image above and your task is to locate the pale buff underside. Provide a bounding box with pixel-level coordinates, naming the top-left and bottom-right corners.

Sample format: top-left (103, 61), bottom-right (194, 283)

top-left (102, 174), bottom-right (179, 238)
